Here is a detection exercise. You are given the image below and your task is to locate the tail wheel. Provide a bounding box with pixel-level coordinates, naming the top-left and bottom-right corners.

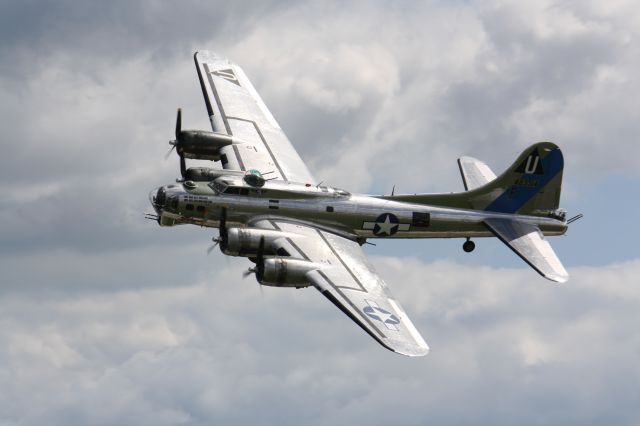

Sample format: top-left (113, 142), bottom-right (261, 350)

top-left (463, 238), bottom-right (475, 253)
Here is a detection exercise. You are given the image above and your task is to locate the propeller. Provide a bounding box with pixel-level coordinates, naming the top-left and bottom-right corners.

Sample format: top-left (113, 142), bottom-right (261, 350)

top-left (176, 107), bottom-right (182, 137)
top-left (166, 108), bottom-right (187, 178)
top-left (243, 236), bottom-right (266, 298)
top-left (164, 144), bottom-right (176, 159)
top-left (242, 268), bottom-right (256, 279)
top-left (206, 237), bottom-right (220, 255)
top-left (207, 207), bottom-right (228, 254)
top-left (243, 236), bottom-right (265, 282)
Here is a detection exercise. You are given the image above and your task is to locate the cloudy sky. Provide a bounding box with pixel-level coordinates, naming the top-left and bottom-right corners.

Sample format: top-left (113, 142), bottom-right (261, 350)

top-left (1, 0), bottom-right (639, 424)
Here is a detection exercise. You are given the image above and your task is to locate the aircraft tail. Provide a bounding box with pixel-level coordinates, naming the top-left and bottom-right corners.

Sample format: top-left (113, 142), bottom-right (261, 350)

top-left (380, 142), bottom-right (569, 281)
top-left (470, 142), bottom-right (564, 217)
top-left (386, 142), bottom-right (565, 219)
top-left (383, 142), bottom-right (568, 281)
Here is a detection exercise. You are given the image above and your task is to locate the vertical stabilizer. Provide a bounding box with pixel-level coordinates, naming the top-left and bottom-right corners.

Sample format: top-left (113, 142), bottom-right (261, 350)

top-left (468, 142), bottom-right (564, 217)
top-left (381, 142), bottom-right (566, 221)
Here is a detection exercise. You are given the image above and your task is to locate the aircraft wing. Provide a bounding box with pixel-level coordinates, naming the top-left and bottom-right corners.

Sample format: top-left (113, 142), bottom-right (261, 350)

top-left (484, 218), bottom-right (569, 283)
top-left (194, 51), bottom-right (315, 184)
top-left (458, 156), bottom-right (497, 191)
top-left (252, 219), bottom-right (430, 357)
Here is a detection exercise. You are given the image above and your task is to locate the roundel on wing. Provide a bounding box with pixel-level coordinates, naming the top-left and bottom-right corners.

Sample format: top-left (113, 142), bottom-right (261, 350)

top-left (363, 306), bottom-right (400, 325)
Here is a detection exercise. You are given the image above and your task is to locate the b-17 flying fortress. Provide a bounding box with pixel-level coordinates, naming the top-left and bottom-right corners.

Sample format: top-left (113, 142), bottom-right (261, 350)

top-left (148, 51), bottom-right (579, 356)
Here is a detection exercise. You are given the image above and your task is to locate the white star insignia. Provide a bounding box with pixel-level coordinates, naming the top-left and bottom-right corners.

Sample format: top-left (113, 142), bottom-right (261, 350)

top-left (376, 310), bottom-right (396, 324)
top-left (376, 214), bottom-right (398, 235)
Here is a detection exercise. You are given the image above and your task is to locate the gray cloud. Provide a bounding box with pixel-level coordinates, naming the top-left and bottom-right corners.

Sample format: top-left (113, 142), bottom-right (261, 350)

top-left (221, 0), bottom-right (640, 192)
top-left (3, 0), bottom-right (639, 193)
top-left (2, 0), bottom-right (640, 424)
top-left (2, 258), bottom-right (639, 425)
top-left (0, 0), bottom-right (286, 64)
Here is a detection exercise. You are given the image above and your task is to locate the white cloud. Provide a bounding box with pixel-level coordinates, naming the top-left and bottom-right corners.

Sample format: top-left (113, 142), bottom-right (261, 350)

top-left (215, 0), bottom-right (640, 193)
top-left (2, 254), bottom-right (640, 425)
top-left (2, 0), bottom-right (640, 424)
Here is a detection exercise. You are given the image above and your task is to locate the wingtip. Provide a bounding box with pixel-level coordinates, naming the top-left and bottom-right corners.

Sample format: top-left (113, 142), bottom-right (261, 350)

top-left (542, 264), bottom-right (569, 284)
top-left (387, 339), bottom-right (430, 357)
top-left (547, 273), bottom-right (569, 284)
top-left (194, 50), bottom-right (212, 60)
top-left (193, 50), bottom-right (207, 62)
top-left (395, 346), bottom-right (430, 357)
top-left (194, 50), bottom-right (226, 62)
top-left (406, 347), bottom-right (430, 357)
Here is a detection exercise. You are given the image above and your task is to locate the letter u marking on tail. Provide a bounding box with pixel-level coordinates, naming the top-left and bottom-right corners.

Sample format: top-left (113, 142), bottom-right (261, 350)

top-left (524, 155), bottom-right (539, 174)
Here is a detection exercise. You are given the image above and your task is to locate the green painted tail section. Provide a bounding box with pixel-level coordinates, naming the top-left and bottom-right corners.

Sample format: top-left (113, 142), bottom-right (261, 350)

top-left (383, 142), bottom-right (565, 218)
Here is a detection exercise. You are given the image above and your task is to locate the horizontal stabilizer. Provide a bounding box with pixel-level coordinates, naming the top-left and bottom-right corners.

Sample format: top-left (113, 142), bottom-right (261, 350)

top-left (458, 156), bottom-right (497, 191)
top-left (484, 218), bottom-right (569, 283)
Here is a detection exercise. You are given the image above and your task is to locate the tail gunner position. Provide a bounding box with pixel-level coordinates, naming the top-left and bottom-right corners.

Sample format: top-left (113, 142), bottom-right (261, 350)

top-left (148, 51), bottom-right (581, 356)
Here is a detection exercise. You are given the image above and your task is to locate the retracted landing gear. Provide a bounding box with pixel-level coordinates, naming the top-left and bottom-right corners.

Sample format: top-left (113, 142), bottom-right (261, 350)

top-left (463, 238), bottom-right (475, 253)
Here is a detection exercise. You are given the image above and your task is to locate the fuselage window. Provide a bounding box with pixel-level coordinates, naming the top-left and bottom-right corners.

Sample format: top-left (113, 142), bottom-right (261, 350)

top-left (412, 212), bottom-right (430, 227)
top-left (326, 206), bottom-right (334, 212)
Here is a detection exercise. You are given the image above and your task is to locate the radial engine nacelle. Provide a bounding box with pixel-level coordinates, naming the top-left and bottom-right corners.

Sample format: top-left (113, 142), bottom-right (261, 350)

top-left (172, 108), bottom-right (233, 161)
top-left (176, 130), bottom-right (233, 161)
top-left (222, 228), bottom-right (298, 257)
top-left (258, 258), bottom-right (319, 288)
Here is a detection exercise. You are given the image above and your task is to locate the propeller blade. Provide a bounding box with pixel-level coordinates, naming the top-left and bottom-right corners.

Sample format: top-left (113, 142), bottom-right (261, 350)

top-left (242, 236), bottom-right (266, 281)
top-left (179, 155), bottom-right (186, 178)
top-left (242, 237), bottom-right (266, 297)
top-left (209, 207), bottom-right (227, 253)
top-left (219, 207), bottom-right (227, 240)
top-left (207, 238), bottom-right (220, 255)
top-left (164, 143), bottom-right (176, 160)
top-left (175, 108), bottom-right (182, 139)
top-left (255, 236), bottom-right (265, 282)
top-left (241, 268), bottom-right (265, 297)
top-left (256, 237), bottom-right (264, 265)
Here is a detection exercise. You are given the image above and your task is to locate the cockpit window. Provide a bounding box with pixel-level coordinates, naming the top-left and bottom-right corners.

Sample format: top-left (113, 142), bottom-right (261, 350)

top-left (208, 180), bottom-right (251, 196)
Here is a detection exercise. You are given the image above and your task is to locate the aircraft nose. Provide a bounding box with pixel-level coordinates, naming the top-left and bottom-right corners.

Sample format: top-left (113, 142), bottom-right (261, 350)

top-left (149, 186), bottom-right (166, 211)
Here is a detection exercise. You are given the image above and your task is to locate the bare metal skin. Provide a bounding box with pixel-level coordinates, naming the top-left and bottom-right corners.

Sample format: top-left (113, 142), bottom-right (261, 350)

top-left (147, 51), bottom-right (577, 356)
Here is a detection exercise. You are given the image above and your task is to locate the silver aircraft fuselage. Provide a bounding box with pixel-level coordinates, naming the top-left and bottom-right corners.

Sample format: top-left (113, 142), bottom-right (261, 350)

top-left (149, 177), bottom-right (567, 241)
top-left (146, 52), bottom-right (574, 356)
